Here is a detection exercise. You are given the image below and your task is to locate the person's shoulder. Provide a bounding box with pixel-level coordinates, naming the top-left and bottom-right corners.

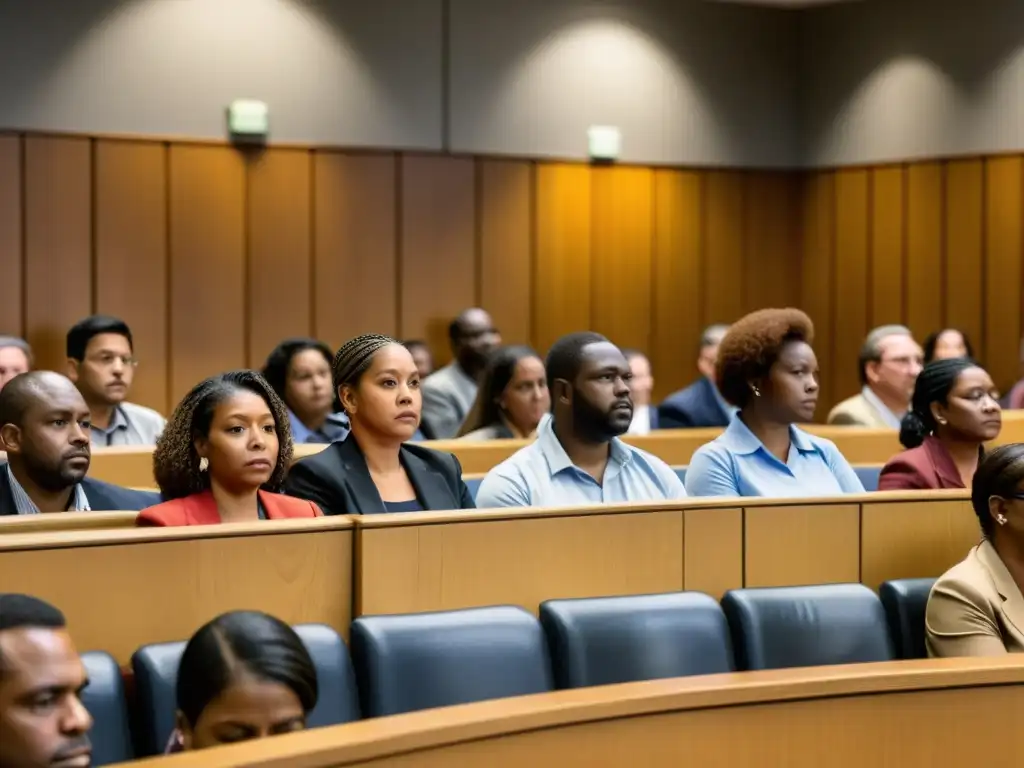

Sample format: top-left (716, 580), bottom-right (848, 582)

top-left (661, 379), bottom-right (704, 407)
top-left (622, 441), bottom-right (676, 472)
top-left (401, 442), bottom-right (463, 474)
top-left (81, 477), bottom-right (161, 509)
top-left (262, 491), bottom-right (321, 518)
top-left (134, 496), bottom-right (190, 526)
top-left (421, 364), bottom-right (456, 392)
top-left (121, 401), bottom-right (167, 427)
top-left (932, 545), bottom-right (998, 605)
top-left (827, 394), bottom-right (868, 421)
top-left (290, 442), bottom-right (342, 472)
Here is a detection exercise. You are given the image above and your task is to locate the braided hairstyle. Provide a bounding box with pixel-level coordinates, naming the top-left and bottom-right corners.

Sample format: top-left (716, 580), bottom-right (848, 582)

top-left (153, 370), bottom-right (293, 500)
top-left (899, 357), bottom-right (979, 449)
top-left (332, 334), bottom-right (401, 412)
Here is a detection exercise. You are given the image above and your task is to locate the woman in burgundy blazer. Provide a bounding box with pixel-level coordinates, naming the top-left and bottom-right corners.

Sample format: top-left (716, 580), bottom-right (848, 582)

top-left (139, 371), bottom-right (321, 527)
top-left (879, 358), bottom-right (1002, 491)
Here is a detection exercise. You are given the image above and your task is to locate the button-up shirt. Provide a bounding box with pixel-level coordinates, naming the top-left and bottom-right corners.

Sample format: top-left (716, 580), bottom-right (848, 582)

top-left (5, 465), bottom-right (90, 514)
top-left (90, 402), bottom-right (166, 446)
top-left (288, 409), bottom-right (351, 444)
top-left (685, 415), bottom-right (864, 498)
top-left (476, 417), bottom-right (687, 508)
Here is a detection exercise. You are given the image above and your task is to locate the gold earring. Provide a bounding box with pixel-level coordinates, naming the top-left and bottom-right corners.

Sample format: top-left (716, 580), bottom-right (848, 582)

top-left (997, 514), bottom-right (1009, 526)
top-left (937, 418), bottom-right (947, 425)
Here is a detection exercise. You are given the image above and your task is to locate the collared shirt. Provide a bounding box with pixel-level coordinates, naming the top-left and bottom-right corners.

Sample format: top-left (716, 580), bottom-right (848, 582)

top-left (5, 465), bottom-right (90, 514)
top-left (288, 409), bottom-right (350, 444)
top-left (476, 417), bottom-right (687, 508)
top-left (860, 386), bottom-right (903, 429)
top-left (90, 402), bottom-right (167, 447)
top-left (685, 416), bottom-right (864, 498)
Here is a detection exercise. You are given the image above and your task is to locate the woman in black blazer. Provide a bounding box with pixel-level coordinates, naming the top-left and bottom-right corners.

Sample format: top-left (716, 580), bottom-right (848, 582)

top-left (283, 334), bottom-right (475, 515)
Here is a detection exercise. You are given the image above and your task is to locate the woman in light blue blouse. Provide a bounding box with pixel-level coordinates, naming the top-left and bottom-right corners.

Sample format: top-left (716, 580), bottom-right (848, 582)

top-left (685, 308), bottom-right (864, 498)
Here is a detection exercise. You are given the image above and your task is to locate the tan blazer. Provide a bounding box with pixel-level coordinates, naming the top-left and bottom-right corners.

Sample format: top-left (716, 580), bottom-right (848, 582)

top-left (826, 393), bottom-right (893, 428)
top-left (926, 540), bottom-right (1024, 657)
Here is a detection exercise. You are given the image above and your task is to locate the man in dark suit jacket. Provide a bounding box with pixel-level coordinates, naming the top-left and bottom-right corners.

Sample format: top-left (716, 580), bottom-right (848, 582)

top-left (658, 324), bottom-right (733, 429)
top-left (0, 371), bottom-right (158, 515)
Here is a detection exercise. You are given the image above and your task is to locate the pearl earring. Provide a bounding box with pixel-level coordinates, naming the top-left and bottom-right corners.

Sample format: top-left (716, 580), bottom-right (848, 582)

top-left (997, 514), bottom-right (1009, 526)
top-left (199, 457), bottom-right (209, 472)
top-left (937, 418), bottom-right (947, 425)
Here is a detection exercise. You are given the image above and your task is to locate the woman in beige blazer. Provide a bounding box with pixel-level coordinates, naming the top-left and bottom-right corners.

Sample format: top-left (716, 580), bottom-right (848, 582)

top-left (927, 443), bottom-right (1024, 656)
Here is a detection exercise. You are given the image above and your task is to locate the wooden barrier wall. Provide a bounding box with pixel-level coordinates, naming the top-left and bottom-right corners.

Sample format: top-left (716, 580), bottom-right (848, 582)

top-left (0, 132), bottom-right (800, 411)
top-left (127, 658), bottom-right (1024, 767)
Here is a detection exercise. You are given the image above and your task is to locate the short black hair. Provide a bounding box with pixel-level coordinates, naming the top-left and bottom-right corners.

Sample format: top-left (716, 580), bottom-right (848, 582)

top-left (0, 594), bottom-right (65, 632)
top-left (545, 332), bottom-right (610, 399)
top-left (923, 328), bottom-right (975, 364)
top-left (972, 444), bottom-right (1024, 537)
top-left (67, 315), bottom-right (133, 361)
top-left (176, 611), bottom-right (318, 728)
top-left (900, 357), bottom-right (980, 449)
top-left (261, 338), bottom-right (334, 406)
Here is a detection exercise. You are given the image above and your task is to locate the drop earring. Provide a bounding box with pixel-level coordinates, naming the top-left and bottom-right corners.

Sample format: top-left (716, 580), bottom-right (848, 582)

top-left (752, 386), bottom-right (761, 398)
top-left (199, 457), bottom-right (209, 472)
top-left (997, 513), bottom-right (1009, 526)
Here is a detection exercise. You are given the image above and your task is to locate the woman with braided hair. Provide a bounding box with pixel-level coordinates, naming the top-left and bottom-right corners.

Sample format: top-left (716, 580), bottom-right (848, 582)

top-left (138, 371), bottom-right (322, 526)
top-left (283, 334), bottom-right (475, 515)
top-left (879, 357), bottom-right (1001, 490)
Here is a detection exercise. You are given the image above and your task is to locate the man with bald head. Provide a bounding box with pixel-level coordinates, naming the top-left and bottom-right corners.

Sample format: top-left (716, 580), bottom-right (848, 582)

top-left (420, 308), bottom-right (501, 439)
top-left (0, 372), bottom-right (159, 515)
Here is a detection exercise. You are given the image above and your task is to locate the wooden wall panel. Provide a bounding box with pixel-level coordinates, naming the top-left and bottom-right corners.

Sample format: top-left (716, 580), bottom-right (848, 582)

top-left (745, 173), bottom-right (798, 313)
top-left (590, 166), bottom-right (653, 351)
top-left (869, 167), bottom-right (904, 327)
top-left (0, 136), bottom-right (22, 337)
top-left (944, 160), bottom-right (984, 357)
top-left (651, 170), bottom-right (703, 402)
top-left (479, 160), bottom-right (533, 345)
top-left (704, 171), bottom-right (745, 325)
top-left (832, 169), bottom-right (870, 405)
top-left (24, 137), bottom-right (92, 371)
top-left (313, 152), bottom-right (397, 349)
top-left (534, 164), bottom-right (591, 355)
top-left (400, 155), bottom-right (476, 361)
top-left (800, 172), bottom-right (835, 414)
top-left (905, 162), bottom-right (944, 339)
top-left (984, 157), bottom-right (1024, 391)
top-left (94, 140), bottom-right (168, 414)
top-left (247, 149), bottom-right (312, 366)
top-left (168, 145), bottom-right (245, 401)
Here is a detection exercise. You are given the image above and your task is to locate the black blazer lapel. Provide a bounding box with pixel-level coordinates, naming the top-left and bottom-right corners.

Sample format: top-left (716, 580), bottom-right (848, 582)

top-left (401, 448), bottom-right (457, 511)
top-left (333, 438), bottom-right (387, 515)
top-left (699, 377), bottom-right (729, 425)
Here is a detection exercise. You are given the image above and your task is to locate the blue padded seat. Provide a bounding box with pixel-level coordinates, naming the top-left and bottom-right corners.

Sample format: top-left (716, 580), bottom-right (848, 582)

top-left (854, 465), bottom-right (882, 492)
top-left (540, 591), bottom-right (734, 689)
top-left (130, 623), bottom-right (359, 756)
top-left (465, 476), bottom-right (483, 500)
top-left (879, 578), bottom-right (937, 659)
top-left (721, 584), bottom-right (895, 671)
top-left (674, 467), bottom-right (687, 485)
top-left (350, 605), bottom-right (553, 717)
top-left (80, 651), bottom-right (134, 766)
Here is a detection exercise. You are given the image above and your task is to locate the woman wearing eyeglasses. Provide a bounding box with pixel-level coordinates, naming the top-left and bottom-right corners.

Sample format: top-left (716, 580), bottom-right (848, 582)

top-left (927, 444), bottom-right (1024, 656)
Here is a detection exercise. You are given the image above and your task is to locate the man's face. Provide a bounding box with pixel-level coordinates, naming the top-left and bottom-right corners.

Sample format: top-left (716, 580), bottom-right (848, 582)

top-left (0, 628), bottom-right (92, 768)
top-left (67, 334), bottom-right (134, 407)
top-left (568, 342), bottom-right (634, 440)
top-left (627, 354), bottom-right (653, 407)
top-left (697, 341), bottom-right (721, 380)
top-left (0, 347), bottom-right (30, 392)
top-left (0, 378), bottom-right (92, 492)
top-left (867, 334), bottom-right (924, 403)
top-left (454, 311), bottom-right (500, 371)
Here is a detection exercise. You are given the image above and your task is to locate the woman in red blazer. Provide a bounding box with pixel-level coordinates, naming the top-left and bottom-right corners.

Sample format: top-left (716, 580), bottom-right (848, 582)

top-left (138, 371), bottom-right (321, 526)
top-left (879, 358), bottom-right (1002, 491)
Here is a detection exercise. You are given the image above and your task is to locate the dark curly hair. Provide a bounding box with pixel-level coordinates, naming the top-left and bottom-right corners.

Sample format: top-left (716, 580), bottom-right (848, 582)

top-left (153, 370), bottom-right (293, 500)
top-left (716, 308), bottom-right (815, 410)
top-left (972, 444), bottom-right (1024, 538)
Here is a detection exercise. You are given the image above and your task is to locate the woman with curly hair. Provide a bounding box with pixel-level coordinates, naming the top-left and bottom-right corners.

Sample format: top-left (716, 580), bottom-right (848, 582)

top-left (137, 370), bottom-right (322, 526)
top-left (283, 334), bottom-right (475, 515)
top-left (685, 308), bottom-right (863, 498)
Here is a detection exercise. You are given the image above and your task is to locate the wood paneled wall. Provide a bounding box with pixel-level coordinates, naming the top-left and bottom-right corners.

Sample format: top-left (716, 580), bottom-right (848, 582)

top-left (802, 158), bottom-right (1024, 410)
top-left (0, 133), bottom-right (799, 414)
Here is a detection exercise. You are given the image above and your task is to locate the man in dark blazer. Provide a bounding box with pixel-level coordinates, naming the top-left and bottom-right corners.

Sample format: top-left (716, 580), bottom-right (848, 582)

top-left (658, 324), bottom-right (733, 429)
top-left (0, 371), bottom-right (158, 515)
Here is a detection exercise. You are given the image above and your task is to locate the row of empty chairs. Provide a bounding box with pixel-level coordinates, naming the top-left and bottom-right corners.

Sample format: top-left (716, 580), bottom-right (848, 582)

top-left (80, 578), bottom-right (935, 765)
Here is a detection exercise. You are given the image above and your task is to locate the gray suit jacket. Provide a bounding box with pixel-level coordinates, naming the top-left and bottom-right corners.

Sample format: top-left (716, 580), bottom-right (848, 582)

top-left (420, 362), bottom-right (478, 439)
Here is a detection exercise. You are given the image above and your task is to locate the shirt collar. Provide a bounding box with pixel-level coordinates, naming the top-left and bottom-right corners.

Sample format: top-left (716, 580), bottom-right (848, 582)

top-left (288, 409), bottom-right (350, 444)
top-left (536, 416), bottom-right (632, 477)
top-left (5, 464), bottom-right (90, 514)
top-left (860, 386), bottom-right (903, 429)
top-left (718, 416), bottom-right (814, 456)
top-left (92, 406), bottom-right (129, 437)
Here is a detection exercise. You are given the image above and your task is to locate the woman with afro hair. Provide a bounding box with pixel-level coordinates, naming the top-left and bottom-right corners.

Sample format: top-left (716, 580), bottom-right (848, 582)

top-left (685, 308), bottom-right (863, 498)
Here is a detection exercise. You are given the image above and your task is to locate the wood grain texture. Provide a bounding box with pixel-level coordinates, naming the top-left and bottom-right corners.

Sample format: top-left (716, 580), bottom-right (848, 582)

top-left (800, 171), bottom-right (836, 413)
top-left (905, 162), bottom-right (944, 338)
top-left (313, 152), bottom-right (397, 348)
top-left (400, 155), bottom-right (476, 363)
top-left (590, 166), bottom-right (653, 351)
top-left (944, 160), bottom-right (984, 355)
top-left (704, 171), bottom-right (745, 324)
top-left (832, 169), bottom-right (870, 405)
top-left (683, 507), bottom-right (742, 597)
top-left (94, 140), bottom-right (168, 414)
top-left (744, 172), bottom-right (798, 313)
top-left (983, 156), bottom-right (1023, 391)
top-left (0, 136), bottom-right (22, 337)
top-left (869, 166), bottom-right (904, 327)
top-left (23, 136), bottom-right (92, 370)
top-left (168, 144), bottom-right (245, 401)
top-left (247, 148), bottom-right (312, 366)
top-left (479, 160), bottom-right (533, 345)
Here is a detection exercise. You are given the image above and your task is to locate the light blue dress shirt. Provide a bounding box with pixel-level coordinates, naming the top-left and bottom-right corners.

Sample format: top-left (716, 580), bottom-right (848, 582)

top-left (476, 417), bottom-right (687, 508)
top-left (685, 416), bottom-right (864, 498)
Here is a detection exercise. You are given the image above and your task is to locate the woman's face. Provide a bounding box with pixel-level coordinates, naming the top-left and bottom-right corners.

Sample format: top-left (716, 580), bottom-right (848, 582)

top-left (933, 367), bottom-right (1001, 443)
top-left (932, 330), bottom-right (968, 361)
top-left (285, 349), bottom-right (334, 420)
top-left (343, 344), bottom-right (421, 441)
top-left (762, 340), bottom-right (819, 424)
top-left (178, 677), bottom-right (305, 750)
top-left (499, 356), bottom-right (549, 434)
top-left (195, 391), bottom-right (279, 493)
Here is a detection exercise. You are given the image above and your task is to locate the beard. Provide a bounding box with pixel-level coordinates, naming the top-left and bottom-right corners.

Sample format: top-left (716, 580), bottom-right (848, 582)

top-left (21, 449), bottom-right (88, 491)
top-left (571, 390), bottom-right (632, 442)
